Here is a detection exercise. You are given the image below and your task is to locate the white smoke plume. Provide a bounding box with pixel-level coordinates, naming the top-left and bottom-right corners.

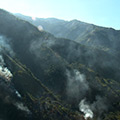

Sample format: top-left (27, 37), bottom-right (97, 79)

top-left (0, 66), bottom-right (13, 81)
top-left (15, 90), bottom-right (21, 98)
top-left (0, 55), bottom-right (13, 81)
top-left (66, 69), bottom-right (89, 99)
top-left (0, 35), bottom-right (14, 56)
top-left (79, 99), bottom-right (93, 119)
top-left (66, 69), bottom-right (109, 119)
top-left (0, 35), bottom-right (14, 81)
top-left (14, 102), bottom-right (30, 114)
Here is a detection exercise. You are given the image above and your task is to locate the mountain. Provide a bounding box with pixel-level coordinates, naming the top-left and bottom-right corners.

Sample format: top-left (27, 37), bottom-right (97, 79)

top-left (0, 9), bottom-right (83, 120)
top-left (15, 13), bottom-right (120, 54)
top-left (0, 9), bottom-right (120, 120)
top-left (14, 13), bottom-right (120, 82)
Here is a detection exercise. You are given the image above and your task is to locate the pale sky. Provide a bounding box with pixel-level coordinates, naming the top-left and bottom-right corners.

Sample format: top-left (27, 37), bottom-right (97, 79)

top-left (0, 0), bottom-right (120, 29)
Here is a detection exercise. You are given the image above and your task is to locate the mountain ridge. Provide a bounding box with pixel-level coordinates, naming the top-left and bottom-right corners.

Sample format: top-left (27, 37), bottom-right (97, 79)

top-left (0, 9), bottom-right (120, 120)
top-left (15, 13), bottom-right (120, 54)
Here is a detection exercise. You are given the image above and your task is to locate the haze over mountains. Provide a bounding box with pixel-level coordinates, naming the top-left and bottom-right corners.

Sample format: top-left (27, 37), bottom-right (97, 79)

top-left (15, 13), bottom-right (120, 53)
top-left (0, 9), bottom-right (120, 120)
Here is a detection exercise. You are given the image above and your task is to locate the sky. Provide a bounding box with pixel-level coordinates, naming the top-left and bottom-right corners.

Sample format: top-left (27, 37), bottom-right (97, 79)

top-left (0, 0), bottom-right (120, 29)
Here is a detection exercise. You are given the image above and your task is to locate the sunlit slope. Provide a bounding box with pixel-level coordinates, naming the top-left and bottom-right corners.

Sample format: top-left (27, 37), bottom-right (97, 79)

top-left (0, 9), bottom-right (120, 120)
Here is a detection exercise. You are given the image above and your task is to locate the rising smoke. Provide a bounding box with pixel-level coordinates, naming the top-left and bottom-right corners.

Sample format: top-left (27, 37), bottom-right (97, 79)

top-left (66, 69), bottom-right (109, 120)
top-left (79, 99), bottom-right (93, 119)
top-left (66, 69), bottom-right (92, 119)
top-left (0, 35), bottom-right (13, 81)
top-left (90, 96), bottom-right (108, 118)
top-left (0, 35), bottom-right (31, 118)
top-left (66, 69), bottom-right (89, 99)
top-left (14, 102), bottom-right (30, 114)
top-left (0, 66), bottom-right (13, 81)
top-left (0, 35), bottom-right (14, 56)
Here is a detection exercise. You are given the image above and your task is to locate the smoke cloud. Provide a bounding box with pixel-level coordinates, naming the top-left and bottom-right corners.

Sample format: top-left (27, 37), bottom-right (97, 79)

top-left (15, 90), bottom-right (21, 98)
top-left (0, 35), bottom-right (14, 81)
top-left (79, 99), bottom-right (93, 119)
top-left (0, 55), bottom-right (13, 81)
top-left (79, 96), bottom-right (108, 120)
top-left (90, 96), bottom-right (108, 117)
top-left (0, 35), bottom-right (14, 56)
top-left (66, 69), bottom-right (89, 99)
top-left (14, 102), bottom-right (30, 114)
top-left (0, 66), bottom-right (13, 81)
top-left (66, 69), bottom-right (109, 120)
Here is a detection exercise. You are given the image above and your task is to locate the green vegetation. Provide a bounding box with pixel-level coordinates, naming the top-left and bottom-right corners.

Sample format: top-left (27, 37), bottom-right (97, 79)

top-left (0, 9), bottom-right (120, 120)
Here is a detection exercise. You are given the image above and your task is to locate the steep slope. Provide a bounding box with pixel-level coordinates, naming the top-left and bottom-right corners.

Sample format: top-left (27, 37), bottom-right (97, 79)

top-left (0, 9), bottom-right (120, 120)
top-left (0, 9), bottom-right (82, 120)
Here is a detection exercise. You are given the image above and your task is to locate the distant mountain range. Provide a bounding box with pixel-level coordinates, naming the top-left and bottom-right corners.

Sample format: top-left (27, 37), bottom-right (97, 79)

top-left (0, 9), bottom-right (120, 120)
top-left (15, 13), bottom-right (120, 53)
